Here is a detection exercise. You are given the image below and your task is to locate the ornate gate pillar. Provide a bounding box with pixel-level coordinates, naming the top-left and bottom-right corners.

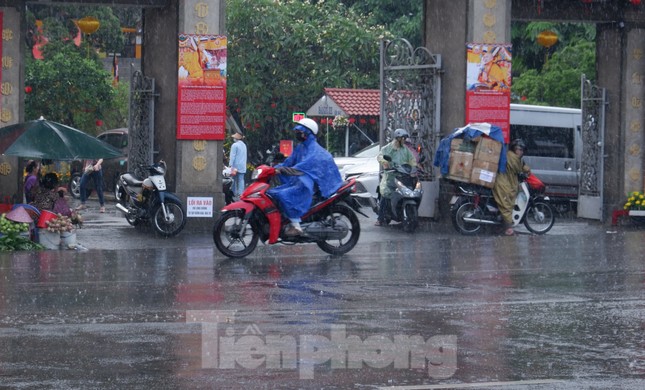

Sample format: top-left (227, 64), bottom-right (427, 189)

top-left (0, 3), bottom-right (25, 203)
top-left (597, 25), bottom-right (645, 220)
top-left (424, 0), bottom-right (511, 135)
top-left (144, 0), bottom-right (226, 231)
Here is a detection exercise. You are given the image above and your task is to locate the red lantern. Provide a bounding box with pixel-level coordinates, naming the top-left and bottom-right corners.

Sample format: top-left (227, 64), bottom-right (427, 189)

top-left (631, 0), bottom-right (641, 5)
top-left (369, 118), bottom-right (376, 125)
top-left (24, 86), bottom-right (32, 94)
top-left (521, 96), bottom-right (527, 101)
top-left (359, 118), bottom-right (367, 125)
top-left (254, 122), bottom-right (261, 129)
top-left (95, 119), bottom-right (103, 126)
top-left (271, 102), bottom-right (277, 109)
top-left (348, 117), bottom-right (355, 124)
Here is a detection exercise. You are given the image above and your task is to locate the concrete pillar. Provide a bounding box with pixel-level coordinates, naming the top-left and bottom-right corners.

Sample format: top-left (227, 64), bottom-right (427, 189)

top-left (598, 24), bottom-right (645, 218)
top-left (596, 25), bottom-right (625, 220)
top-left (424, 0), bottom-right (511, 134)
top-left (144, 0), bottom-right (226, 231)
top-left (621, 29), bottom-right (645, 198)
top-left (0, 4), bottom-right (25, 204)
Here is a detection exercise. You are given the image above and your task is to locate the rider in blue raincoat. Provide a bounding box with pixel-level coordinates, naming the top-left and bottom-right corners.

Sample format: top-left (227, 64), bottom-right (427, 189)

top-left (268, 118), bottom-right (343, 236)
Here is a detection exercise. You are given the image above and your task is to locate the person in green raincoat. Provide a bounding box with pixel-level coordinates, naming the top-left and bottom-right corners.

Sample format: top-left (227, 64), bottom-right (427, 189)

top-left (375, 128), bottom-right (417, 226)
top-left (492, 138), bottom-right (531, 236)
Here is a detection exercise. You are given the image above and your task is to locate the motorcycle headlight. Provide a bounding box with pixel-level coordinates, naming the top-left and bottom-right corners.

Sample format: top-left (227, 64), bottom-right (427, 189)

top-left (397, 187), bottom-right (414, 197)
top-left (152, 164), bottom-right (165, 175)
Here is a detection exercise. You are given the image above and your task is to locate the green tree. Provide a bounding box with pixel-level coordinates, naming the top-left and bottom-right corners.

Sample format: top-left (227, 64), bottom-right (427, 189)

top-left (512, 40), bottom-right (595, 107)
top-left (511, 21), bottom-right (596, 107)
top-left (227, 0), bottom-right (391, 156)
top-left (342, 0), bottom-right (423, 48)
top-left (26, 5), bottom-right (125, 54)
top-left (25, 42), bottom-right (116, 134)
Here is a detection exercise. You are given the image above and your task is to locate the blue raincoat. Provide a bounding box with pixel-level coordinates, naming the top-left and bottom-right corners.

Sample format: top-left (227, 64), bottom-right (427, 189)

top-left (268, 133), bottom-right (343, 220)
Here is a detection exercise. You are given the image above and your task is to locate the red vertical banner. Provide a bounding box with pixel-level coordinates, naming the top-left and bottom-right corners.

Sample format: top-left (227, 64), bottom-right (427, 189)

top-left (177, 34), bottom-right (228, 140)
top-left (465, 43), bottom-right (512, 142)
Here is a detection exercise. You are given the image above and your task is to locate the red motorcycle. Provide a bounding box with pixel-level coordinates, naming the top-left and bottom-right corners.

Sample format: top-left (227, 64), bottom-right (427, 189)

top-left (213, 165), bottom-right (366, 258)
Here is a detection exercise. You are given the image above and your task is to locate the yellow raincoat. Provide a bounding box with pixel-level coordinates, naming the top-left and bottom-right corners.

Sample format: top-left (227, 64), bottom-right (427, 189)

top-left (492, 150), bottom-right (530, 225)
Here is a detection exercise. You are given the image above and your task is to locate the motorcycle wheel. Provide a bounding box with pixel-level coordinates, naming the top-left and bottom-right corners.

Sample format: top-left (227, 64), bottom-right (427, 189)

top-left (523, 201), bottom-right (555, 234)
top-left (213, 209), bottom-right (259, 258)
top-left (452, 201), bottom-right (483, 235)
top-left (316, 204), bottom-right (361, 256)
top-left (117, 188), bottom-right (139, 226)
top-left (151, 199), bottom-right (186, 237)
top-left (402, 203), bottom-right (418, 233)
top-left (125, 210), bottom-right (140, 227)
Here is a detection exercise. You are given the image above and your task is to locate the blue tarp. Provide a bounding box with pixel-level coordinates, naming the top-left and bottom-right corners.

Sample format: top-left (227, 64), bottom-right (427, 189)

top-left (434, 123), bottom-right (508, 175)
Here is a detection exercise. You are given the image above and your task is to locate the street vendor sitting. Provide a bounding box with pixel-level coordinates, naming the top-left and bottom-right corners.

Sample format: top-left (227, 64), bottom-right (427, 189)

top-left (29, 172), bottom-right (82, 228)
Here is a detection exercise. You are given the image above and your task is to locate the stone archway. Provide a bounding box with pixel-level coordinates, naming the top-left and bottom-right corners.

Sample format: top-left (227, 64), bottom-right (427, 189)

top-left (424, 0), bottom-right (645, 222)
top-left (0, 0), bottom-right (226, 231)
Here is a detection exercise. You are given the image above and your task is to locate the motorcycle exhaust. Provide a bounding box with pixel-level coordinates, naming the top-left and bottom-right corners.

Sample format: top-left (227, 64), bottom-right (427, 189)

top-left (462, 217), bottom-right (499, 225)
top-left (115, 203), bottom-right (130, 215)
top-left (304, 221), bottom-right (349, 240)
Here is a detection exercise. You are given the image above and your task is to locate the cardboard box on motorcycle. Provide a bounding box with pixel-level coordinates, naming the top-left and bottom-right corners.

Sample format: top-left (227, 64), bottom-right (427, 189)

top-left (447, 136), bottom-right (502, 189)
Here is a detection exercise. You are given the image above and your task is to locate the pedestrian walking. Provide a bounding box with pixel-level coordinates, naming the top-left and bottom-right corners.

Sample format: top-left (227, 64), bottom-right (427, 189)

top-left (76, 159), bottom-right (106, 213)
top-left (229, 129), bottom-right (247, 200)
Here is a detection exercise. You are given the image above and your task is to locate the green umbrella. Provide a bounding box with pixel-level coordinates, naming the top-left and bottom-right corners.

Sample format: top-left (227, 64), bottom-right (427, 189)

top-left (0, 117), bottom-right (123, 160)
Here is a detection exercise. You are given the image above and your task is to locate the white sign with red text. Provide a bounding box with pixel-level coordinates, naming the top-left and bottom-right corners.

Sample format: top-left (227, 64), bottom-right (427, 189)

top-left (187, 197), bottom-right (213, 217)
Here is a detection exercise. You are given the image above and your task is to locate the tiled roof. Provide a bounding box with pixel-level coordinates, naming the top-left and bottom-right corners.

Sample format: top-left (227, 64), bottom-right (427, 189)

top-left (324, 88), bottom-right (380, 116)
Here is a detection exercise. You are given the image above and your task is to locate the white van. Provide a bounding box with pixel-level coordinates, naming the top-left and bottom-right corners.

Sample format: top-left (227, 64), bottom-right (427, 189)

top-left (509, 103), bottom-right (581, 204)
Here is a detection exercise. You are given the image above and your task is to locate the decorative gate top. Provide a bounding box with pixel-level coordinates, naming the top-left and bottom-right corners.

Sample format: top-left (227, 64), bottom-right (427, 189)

top-left (380, 38), bottom-right (442, 180)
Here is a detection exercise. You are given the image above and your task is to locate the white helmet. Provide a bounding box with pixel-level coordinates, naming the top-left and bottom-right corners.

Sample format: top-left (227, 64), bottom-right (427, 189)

top-left (393, 128), bottom-right (409, 139)
top-left (296, 118), bottom-right (319, 135)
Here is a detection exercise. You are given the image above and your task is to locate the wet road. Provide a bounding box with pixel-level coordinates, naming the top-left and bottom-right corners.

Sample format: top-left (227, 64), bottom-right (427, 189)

top-left (1, 203), bottom-right (644, 389)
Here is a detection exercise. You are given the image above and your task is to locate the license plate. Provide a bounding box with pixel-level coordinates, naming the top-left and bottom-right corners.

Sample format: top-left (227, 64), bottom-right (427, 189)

top-left (449, 196), bottom-right (459, 205)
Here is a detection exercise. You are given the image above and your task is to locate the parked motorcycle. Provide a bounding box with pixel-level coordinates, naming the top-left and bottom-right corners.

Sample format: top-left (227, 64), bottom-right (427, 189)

top-left (115, 160), bottom-right (187, 237)
top-left (222, 167), bottom-right (234, 205)
top-left (450, 173), bottom-right (555, 235)
top-left (213, 164), bottom-right (367, 258)
top-left (372, 155), bottom-right (424, 233)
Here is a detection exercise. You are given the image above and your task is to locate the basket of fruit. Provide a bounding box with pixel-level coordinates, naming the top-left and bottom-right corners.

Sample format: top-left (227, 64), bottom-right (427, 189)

top-left (0, 208), bottom-right (43, 251)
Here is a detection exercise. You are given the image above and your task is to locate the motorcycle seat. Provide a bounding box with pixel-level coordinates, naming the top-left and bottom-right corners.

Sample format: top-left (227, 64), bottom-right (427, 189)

top-left (121, 173), bottom-right (144, 187)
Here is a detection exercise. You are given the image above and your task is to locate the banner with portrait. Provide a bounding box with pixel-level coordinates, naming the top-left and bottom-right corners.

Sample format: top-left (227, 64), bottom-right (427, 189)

top-left (465, 43), bottom-right (512, 143)
top-left (177, 34), bottom-right (228, 140)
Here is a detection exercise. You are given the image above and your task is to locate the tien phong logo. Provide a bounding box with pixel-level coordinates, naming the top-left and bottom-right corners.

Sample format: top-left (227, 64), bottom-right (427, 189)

top-left (187, 310), bottom-right (457, 380)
